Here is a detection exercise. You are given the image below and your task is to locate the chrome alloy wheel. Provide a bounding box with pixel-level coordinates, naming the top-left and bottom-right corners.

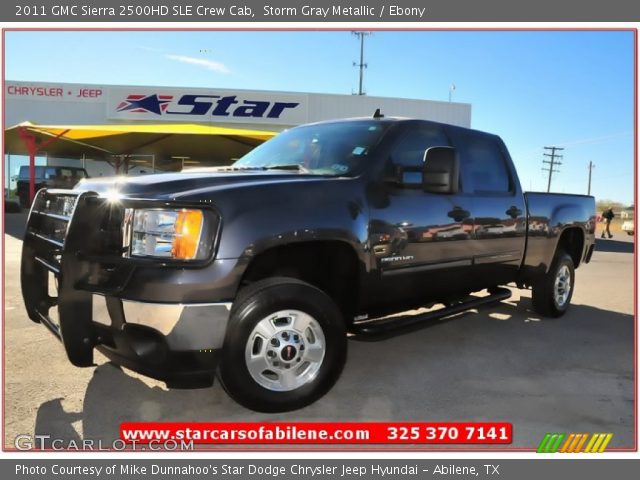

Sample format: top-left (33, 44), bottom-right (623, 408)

top-left (244, 310), bottom-right (326, 392)
top-left (553, 264), bottom-right (572, 307)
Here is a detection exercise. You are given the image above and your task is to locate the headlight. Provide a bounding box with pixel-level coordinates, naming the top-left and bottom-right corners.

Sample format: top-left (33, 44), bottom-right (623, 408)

top-left (124, 208), bottom-right (210, 260)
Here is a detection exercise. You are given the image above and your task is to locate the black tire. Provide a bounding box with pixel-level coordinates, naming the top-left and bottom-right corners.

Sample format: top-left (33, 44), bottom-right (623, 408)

top-left (531, 251), bottom-right (575, 317)
top-left (218, 277), bottom-right (347, 412)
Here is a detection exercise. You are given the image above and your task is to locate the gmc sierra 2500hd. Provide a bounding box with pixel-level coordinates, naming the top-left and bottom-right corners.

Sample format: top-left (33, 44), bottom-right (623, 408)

top-left (21, 115), bottom-right (595, 412)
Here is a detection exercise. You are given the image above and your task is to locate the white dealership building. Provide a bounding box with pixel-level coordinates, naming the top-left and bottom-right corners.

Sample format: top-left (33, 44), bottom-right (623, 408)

top-left (4, 80), bottom-right (471, 182)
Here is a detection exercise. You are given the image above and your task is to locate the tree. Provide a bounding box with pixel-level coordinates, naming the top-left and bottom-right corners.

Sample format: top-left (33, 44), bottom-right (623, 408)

top-left (596, 199), bottom-right (625, 212)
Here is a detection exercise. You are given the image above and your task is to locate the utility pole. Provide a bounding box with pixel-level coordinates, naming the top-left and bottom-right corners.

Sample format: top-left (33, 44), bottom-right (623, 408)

top-left (352, 32), bottom-right (371, 95)
top-left (587, 161), bottom-right (595, 195)
top-left (542, 146), bottom-right (564, 192)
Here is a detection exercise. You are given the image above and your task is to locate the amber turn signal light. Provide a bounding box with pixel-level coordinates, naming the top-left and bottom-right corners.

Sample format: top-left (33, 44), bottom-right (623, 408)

top-left (171, 209), bottom-right (204, 260)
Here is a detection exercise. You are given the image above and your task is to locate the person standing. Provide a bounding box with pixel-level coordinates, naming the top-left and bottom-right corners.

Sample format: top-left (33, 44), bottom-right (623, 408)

top-left (601, 207), bottom-right (615, 238)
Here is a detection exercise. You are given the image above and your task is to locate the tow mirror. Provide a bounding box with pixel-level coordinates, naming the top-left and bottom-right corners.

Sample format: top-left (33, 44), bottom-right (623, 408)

top-left (423, 146), bottom-right (459, 194)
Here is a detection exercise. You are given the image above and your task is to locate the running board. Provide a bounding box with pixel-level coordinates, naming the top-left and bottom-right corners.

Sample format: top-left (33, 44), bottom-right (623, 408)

top-left (350, 287), bottom-right (512, 335)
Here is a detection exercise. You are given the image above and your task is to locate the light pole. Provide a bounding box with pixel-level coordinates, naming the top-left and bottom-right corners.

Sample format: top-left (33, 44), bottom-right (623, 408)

top-left (352, 32), bottom-right (371, 95)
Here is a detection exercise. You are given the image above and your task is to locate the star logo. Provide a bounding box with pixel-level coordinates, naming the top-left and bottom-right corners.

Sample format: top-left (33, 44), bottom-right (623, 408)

top-left (116, 94), bottom-right (173, 115)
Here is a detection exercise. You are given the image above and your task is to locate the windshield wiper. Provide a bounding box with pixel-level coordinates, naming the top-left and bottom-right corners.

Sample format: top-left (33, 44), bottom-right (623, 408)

top-left (263, 164), bottom-right (311, 173)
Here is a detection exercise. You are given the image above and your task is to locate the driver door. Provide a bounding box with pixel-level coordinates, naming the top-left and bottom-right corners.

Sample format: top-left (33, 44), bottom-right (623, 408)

top-left (368, 123), bottom-right (475, 311)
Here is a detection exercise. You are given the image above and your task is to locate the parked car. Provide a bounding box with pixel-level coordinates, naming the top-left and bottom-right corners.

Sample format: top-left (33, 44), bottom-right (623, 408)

top-left (21, 116), bottom-right (595, 412)
top-left (16, 165), bottom-right (89, 207)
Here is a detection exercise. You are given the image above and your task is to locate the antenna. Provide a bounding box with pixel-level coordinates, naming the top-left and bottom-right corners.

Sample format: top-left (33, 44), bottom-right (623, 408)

top-left (373, 109), bottom-right (384, 119)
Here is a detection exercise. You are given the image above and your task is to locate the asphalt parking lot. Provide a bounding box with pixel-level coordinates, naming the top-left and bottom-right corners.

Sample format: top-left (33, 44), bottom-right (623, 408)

top-left (3, 212), bottom-right (635, 450)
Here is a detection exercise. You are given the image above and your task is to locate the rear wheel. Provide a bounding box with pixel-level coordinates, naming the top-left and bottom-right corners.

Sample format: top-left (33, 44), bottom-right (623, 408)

top-left (218, 277), bottom-right (347, 412)
top-left (531, 251), bottom-right (575, 317)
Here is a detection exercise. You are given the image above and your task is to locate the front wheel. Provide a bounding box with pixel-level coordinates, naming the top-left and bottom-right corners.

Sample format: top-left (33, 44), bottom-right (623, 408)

top-left (218, 277), bottom-right (347, 412)
top-left (531, 251), bottom-right (575, 317)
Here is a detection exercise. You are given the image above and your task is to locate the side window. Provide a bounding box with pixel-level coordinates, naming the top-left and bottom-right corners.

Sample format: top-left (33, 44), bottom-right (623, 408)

top-left (455, 132), bottom-right (511, 194)
top-left (390, 125), bottom-right (450, 169)
top-left (45, 167), bottom-right (57, 179)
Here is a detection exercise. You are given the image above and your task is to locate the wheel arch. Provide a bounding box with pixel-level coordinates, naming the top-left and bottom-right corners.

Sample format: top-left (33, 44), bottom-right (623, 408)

top-left (555, 226), bottom-right (586, 268)
top-left (239, 240), bottom-right (363, 320)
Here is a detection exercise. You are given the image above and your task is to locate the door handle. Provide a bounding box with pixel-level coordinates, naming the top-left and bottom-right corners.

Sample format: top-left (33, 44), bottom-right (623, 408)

top-left (448, 207), bottom-right (470, 222)
top-left (506, 206), bottom-right (522, 218)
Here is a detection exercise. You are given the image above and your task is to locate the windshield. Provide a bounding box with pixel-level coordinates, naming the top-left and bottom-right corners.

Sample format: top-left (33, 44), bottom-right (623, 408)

top-left (233, 120), bottom-right (390, 176)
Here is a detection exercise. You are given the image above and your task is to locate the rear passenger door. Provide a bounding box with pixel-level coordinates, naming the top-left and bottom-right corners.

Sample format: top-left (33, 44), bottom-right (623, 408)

top-left (446, 128), bottom-right (527, 286)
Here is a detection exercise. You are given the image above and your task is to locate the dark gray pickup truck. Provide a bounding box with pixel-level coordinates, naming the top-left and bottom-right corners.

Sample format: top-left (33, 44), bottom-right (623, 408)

top-left (21, 116), bottom-right (595, 412)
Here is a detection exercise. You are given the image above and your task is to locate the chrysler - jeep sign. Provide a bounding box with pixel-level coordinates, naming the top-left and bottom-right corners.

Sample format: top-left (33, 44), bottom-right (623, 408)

top-left (108, 87), bottom-right (308, 125)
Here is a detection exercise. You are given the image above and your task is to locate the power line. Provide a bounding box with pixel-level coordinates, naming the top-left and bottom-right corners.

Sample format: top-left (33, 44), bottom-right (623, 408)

top-left (352, 32), bottom-right (371, 95)
top-left (542, 146), bottom-right (564, 193)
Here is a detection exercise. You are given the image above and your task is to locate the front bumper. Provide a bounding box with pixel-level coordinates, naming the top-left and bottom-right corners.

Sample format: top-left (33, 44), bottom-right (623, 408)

top-left (92, 297), bottom-right (231, 388)
top-left (21, 189), bottom-right (233, 388)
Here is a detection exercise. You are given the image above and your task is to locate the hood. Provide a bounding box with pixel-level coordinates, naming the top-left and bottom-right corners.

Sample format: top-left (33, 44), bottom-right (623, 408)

top-left (76, 169), bottom-right (334, 198)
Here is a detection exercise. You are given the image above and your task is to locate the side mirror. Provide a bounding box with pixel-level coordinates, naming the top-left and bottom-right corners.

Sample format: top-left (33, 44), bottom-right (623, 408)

top-left (423, 146), bottom-right (459, 194)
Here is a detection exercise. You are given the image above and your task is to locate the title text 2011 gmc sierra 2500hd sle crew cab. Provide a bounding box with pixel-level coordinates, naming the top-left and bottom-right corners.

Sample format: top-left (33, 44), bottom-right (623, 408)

top-left (21, 115), bottom-right (595, 412)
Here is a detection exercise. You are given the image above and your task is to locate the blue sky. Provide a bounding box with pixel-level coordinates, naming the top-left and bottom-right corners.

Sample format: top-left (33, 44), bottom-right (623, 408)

top-left (4, 30), bottom-right (636, 204)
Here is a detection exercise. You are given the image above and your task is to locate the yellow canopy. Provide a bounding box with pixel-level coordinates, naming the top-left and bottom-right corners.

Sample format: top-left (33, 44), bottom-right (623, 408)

top-left (4, 121), bottom-right (278, 160)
